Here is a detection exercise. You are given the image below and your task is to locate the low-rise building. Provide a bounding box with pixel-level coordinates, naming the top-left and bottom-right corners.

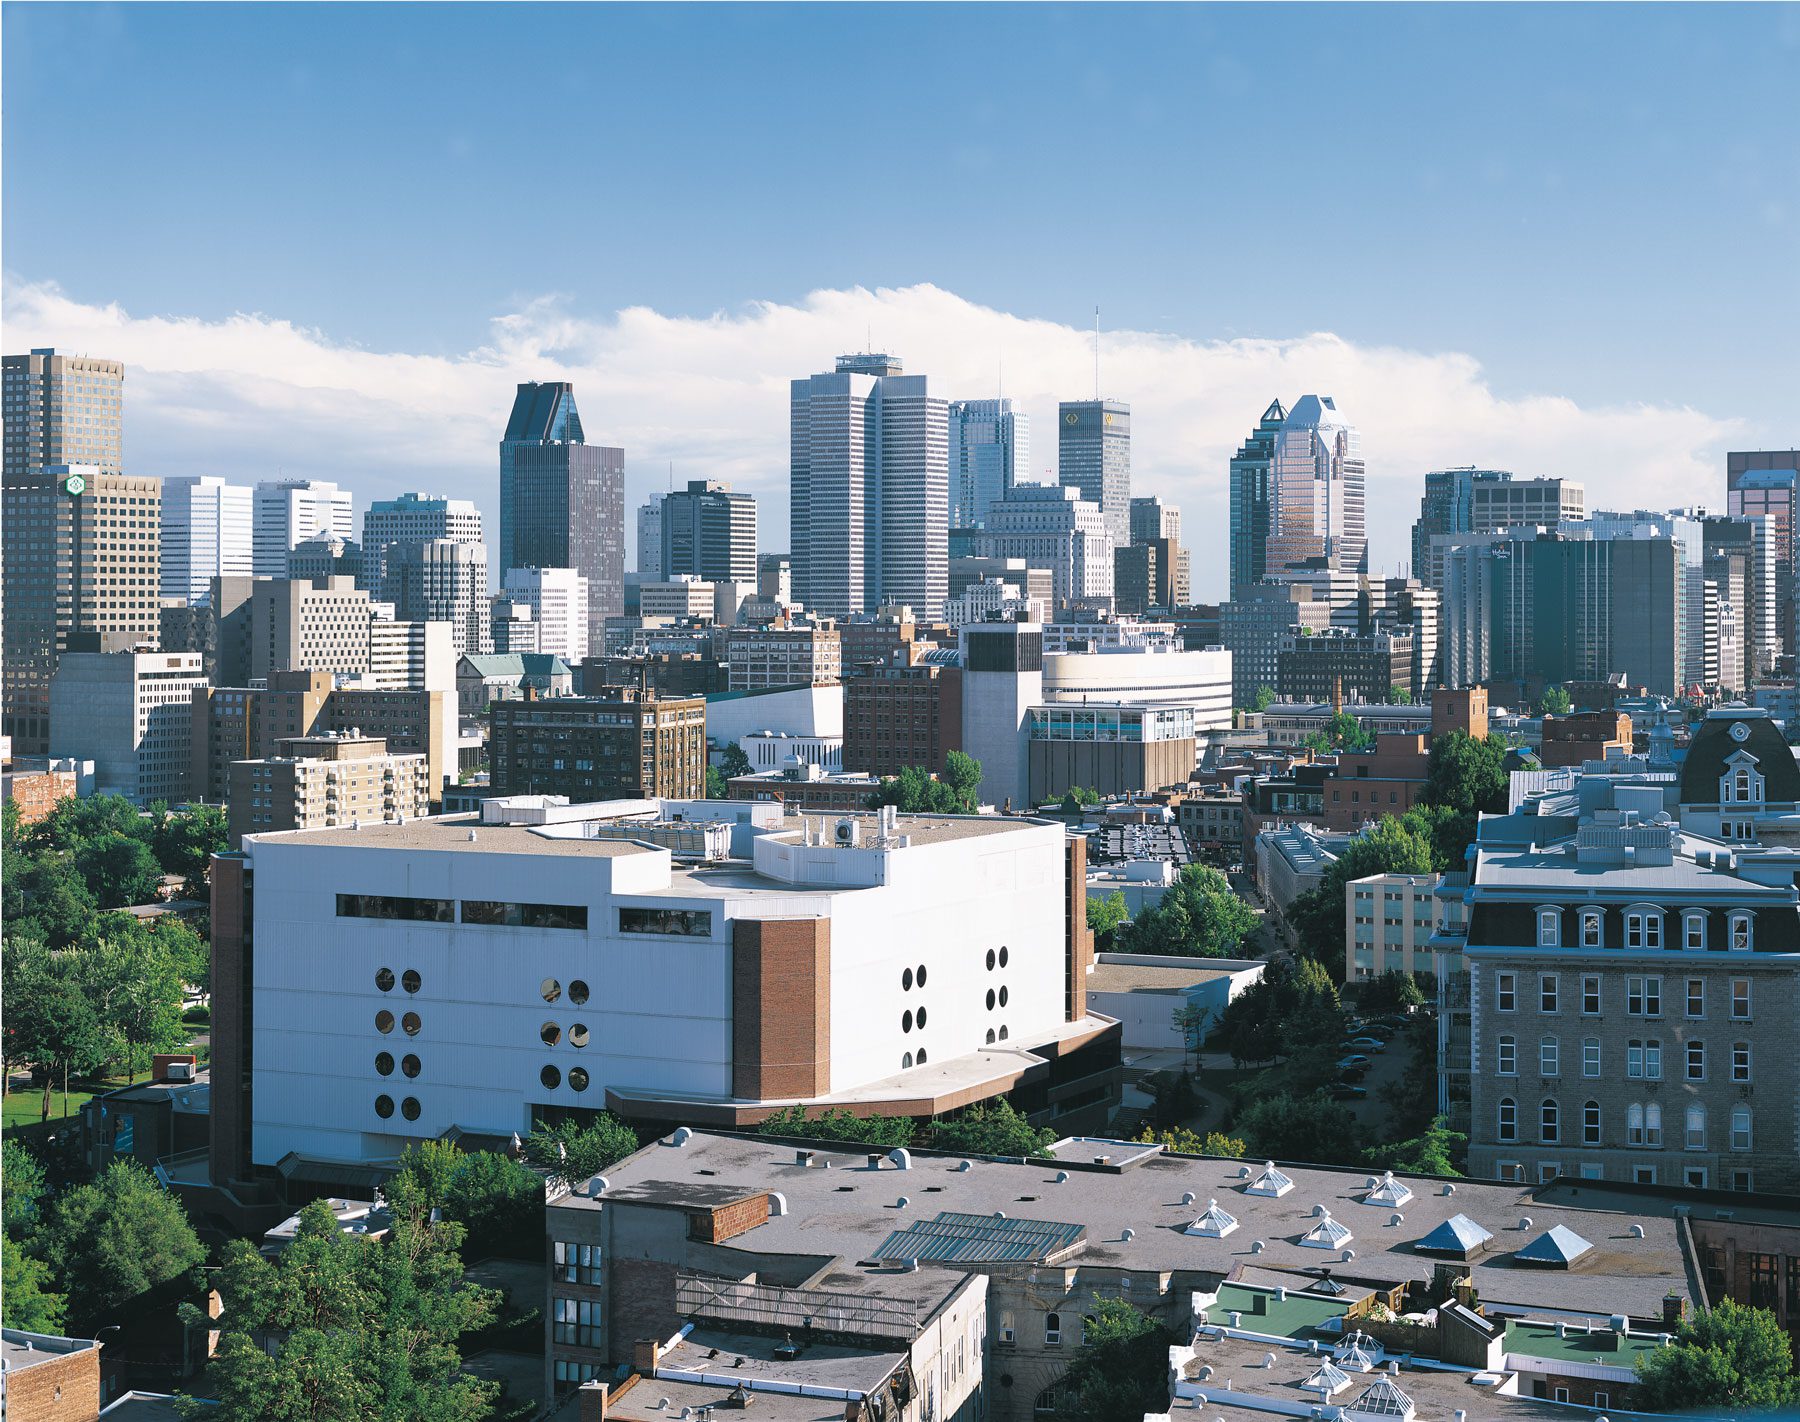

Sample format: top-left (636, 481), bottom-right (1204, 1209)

top-left (1256, 821), bottom-right (1351, 913)
top-left (738, 730), bottom-right (843, 774)
top-left (49, 649), bottom-right (208, 805)
top-left (79, 1056), bottom-right (209, 1176)
top-left (844, 652), bottom-right (963, 778)
top-left (488, 690), bottom-right (707, 802)
top-left (1081, 952), bottom-right (1264, 1050)
top-left (227, 733), bottom-right (434, 847)
top-left (580, 651), bottom-right (727, 699)
top-left (2, 754), bottom-right (89, 824)
top-left (727, 761), bottom-right (885, 810)
top-left (726, 624), bottom-right (842, 690)
top-left (1026, 702), bottom-right (1195, 805)
top-left (1539, 710), bottom-right (1633, 768)
top-left (456, 653), bottom-right (574, 717)
top-left (1176, 785), bottom-right (1243, 856)
top-left (1346, 871), bottom-right (1441, 985)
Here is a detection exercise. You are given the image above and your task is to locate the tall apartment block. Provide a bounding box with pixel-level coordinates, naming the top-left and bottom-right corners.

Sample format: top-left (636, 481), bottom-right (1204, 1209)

top-left (1266, 395), bottom-right (1367, 575)
top-left (1726, 451), bottom-right (1799, 659)
top-left (159, 476), bottom-right (253, 603)
top-left (49, 649), bottom-right (207, 805)
top-left (1411, 469), bottom-right (1586, 589)
top-left (1057, 398), bottom-right (1130, 547)
top-left (253, 479), bottom-right (354, 576)
top-left (388, 539), bottom-right (491, 657)
top-left (948, 397), bottom-right (1029, 529)
top-left (2, 465), bottom-right (162, 752)
top-left (636, 500), bottom-right (663, 580)
top-left (659, 479), bottom-right (757, 583)
top-left (228, 733), bottom-right (434, 849)
top-left (501, 566), bottom-right (590, 665)
top-left (499, 381), bottom-right (625, 651)
top-left (975, 485), bottom-right (1113, 610)
top-left (362, 492), bottom-right (483, 599)
top-left (1227, 399), bottom-right (1285, 594)
top-left (789, 354), bottom-right (948, 618)
top-left (487, 688), bottom-right (706, 800)
top-left (3, 348), bottom-right (124, 476)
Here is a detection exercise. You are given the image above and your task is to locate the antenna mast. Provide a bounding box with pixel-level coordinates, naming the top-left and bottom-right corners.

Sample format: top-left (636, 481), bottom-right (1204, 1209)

top-left (1093, 306), bottom-right (1100, 400)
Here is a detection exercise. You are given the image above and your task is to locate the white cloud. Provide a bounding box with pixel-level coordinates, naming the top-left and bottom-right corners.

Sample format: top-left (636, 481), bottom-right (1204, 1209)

top-left (2, 276), bottom-right (1739, 599)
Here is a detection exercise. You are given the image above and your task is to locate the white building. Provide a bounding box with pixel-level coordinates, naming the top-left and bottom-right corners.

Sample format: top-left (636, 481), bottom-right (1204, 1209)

top-left (159, 475), bottom-right (252, 603)
top-left (362, 492), bottom-right (483, 599)
top-left (224, 798), bottom-right (1102, 1169)
top-left (948, 397), bottom-right (1029, 528)
top-left (388, 539), bottom-right (491, 658)
top-left (253, 479), bottom-right (354, 576)
top-left (738, 729), bottom-right (843, 773)
top-left (365, 618), bottom-right (456, 692)
top-left (638, 575), bottom-right (716, 622)
top-left (1042, 645), bottom-right (1233, 733)
top-left (959, 620), bottom-right (1043, 812)
top-left (975, 484), bottom-right (1112, 610)
top-left (1042, 617), bottom-right (1179, 652)
top-left (48, 650), bottom-right (207, 804)
top-left (1346, 872), bottom-right (1444, 986)
top-left (704, 683), bottom-right (844, 749)
top-left (502, 567), bottom-right (590, 666)
top-left (944, 578), bottom-right (1042, 629)
top-left (635, 499), bottom-right (663, 580)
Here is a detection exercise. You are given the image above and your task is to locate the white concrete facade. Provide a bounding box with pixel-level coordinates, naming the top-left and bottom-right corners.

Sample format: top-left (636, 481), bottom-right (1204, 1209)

top-left (1042, 645), bottom-right (1233, 732)
top-left (159, 475), bottom-right (253, 603)
top-left (502, 567), bottom-right (590, 665)
top-left (48, 650), bottom-right (207, 804)
top-left (975, 485), bottom-right (1113, 609)
top-left (253, 479), bottom-right (354, 576)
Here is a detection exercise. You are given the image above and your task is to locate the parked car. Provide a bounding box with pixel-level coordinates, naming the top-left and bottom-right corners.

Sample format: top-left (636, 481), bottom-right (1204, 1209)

top-left (1347, 1036), bottom-right (1389, 1052)
top-left (1329, 1084), bottom-right (1369, 1101)
top-left (1334, 1065), bottom-right (1368, 1083)
top-left (1336, 1054), bottom-right (1372, 1071)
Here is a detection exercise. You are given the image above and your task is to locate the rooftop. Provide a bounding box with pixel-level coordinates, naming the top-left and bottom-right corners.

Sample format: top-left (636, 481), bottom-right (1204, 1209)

top-left (1084, 958), bottom-right (1251, 995)
top-left (1, 1329), bottom-right (98, 1374)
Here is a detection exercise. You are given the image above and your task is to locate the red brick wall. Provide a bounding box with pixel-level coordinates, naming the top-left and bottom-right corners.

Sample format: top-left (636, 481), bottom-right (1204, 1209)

top-left (732, 918), bottom-right (830, 1099)
top-left (4, 771), bottom-right (75, 825)
top-left (607, 1257), bottom-right (680, 1362)
top-left (2, 1346), bottom-right (101, 1422)
top-left (692, 1194), bottom-right (771, 1244)
top-left (1064, 835), bottom-right (1091, 1021)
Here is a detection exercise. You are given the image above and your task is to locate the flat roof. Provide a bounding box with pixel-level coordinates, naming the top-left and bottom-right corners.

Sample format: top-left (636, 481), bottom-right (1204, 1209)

top-left (2, 1330), bottom-right (96, 1373)
top-left (1085, 961), bottom-right (1243, 994)
top-left (659, 1327), bottom-right (904, 1395)
top-left (246, 813), bottom-right (654, 857)
top-left (566, 1134), bottom-right (1698, 1319)
top-left (604, 1375), bottom-right (851, 1422)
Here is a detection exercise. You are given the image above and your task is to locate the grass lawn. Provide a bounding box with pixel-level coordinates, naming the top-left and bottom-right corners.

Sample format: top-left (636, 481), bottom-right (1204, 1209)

top-left (2, 1082), bottom-right (97, 1131)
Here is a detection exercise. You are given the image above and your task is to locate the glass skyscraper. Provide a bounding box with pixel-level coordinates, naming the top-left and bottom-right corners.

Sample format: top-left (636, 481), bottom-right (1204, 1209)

top-left (1265, 394), bottom-right (1367, 576)
top-left (948, 398), bottom-right (1029, 529)
top-left (1057, 399), bottom-right (1130, 547)
top-left (1227, 399), bottom-right (1285, 594)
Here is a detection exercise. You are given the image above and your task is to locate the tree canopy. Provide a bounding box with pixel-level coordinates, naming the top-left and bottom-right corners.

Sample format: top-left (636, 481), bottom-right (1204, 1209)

top-left (1251, 685), bottom-right (1277, 713)
top-left (1134, 1126), bottom-right (1246, 1158)
top-left (1058, 785), bottom-right (1101, 812)
top-left (388, 1141), bottom-right (546, 1261)
top-left (929, 1099), bottom-right (1056, 1159)
top-left (1085, 891), bottom-right (1129, 952)
top-left (523, 1116), bottom-right (642, 1189)
top-left (1052, 1297), bottom-right (1178, 1422)
top-left (867, 751), bottom-right (984, 814)
top-left (1422, 730), bottom-right (1509, 816)
top-left (41, 1160), bottom-right (205, 1330)
top-left (759, 1107), bottom-right (916, 1148)
top-left (1539, 685), bottom-right (1573, 717)
top-left (1234, 1090), bottom-right (1362, 1166)
top-left (1364, 1116), bottom-right (1466, 1177)
top-left (1116, 864), bottom-right (1257, 959)
top-left (1632, 1300), bottom-right (1798, 1412)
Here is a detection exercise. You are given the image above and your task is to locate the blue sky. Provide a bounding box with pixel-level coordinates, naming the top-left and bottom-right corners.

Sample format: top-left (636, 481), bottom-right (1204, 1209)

top-left (4, 4), bottom-right (1797, 590)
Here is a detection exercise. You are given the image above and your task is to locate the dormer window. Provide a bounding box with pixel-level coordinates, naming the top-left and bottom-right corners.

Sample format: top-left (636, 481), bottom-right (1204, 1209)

top-left (1728, 913), bottom-right (1752, 952)
top-left (1537, 909), bottom-right (1560, 948)
top-left (1683, 912), bottom-right (1706, 951)
top-left (1720, 751), bottom-right (1764, 806)
top-left (1581, 910), bottom-right (1603, 948)
top-left (1626, 907), bottom-right (1661, 950)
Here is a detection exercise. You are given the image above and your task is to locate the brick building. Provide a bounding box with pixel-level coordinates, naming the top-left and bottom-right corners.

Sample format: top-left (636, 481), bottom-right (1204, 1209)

top-left (843, 652), bottom-right (962, 777)
top-left (488, 689), bottom-right (706, 801)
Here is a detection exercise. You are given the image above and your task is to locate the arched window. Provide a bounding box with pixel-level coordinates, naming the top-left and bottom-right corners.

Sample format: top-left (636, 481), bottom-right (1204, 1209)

top-left (1044, 1312), bottom-right (1063, 1346)
top-left (1728, 913), bottom-right (1753, 952)
top-left (1537, 909), bottom-right (1560, 948)
top-left (1583, 1100), bottom-right (1601, 1144)
top-left (1645, 1102), bottom-right (1663, 1146)
top-left (1685, 1105), bottom-right (1706, 1150)
top-left (1580, 909), bottom-right (1603, 948)
top-left (1628, 1103), bottom-right (1645, 1145)
top-left (1498, 1097), bottom-right (1517, 1142)
top-left (1731, 1106), bottom-right (1753, 1152)
top-left (1540, 1098), bottom-right (1559, 1144)
top-left (1539, 1036), bottom-right (1559, 1077)
top-left (1496, 1034), bottom-right (1517, 1075)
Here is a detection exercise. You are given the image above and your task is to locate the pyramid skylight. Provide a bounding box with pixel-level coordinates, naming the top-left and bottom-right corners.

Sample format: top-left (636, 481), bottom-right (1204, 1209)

top-left (1412, 1212), bottom-right (1494, 1258)
top-left (1364, 1171), bottom-right (1414, 1208)
top-left (1302, 1361), bottom-right (1352, 1396)
top-left (1298, 1209), bottom-right (1354, 1249)
top-left (1183, 1198), bottom-right (1239, 1238)
top-left (1333, 1331), bottom-right (1384, 1371)
top-left (1344, 1376), bottom-right (1416, 1420)
top-left (1244, 1161), bottom-right (1294, 1197)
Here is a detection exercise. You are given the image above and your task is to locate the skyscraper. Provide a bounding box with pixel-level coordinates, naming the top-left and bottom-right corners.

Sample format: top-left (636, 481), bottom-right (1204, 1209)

top-left (362, 492), bottom-right (483, 599)
top-left (3, 465), bottom-right (162, 752)
top-left (253, 479), bottom-right (354, 576)
top-left (1227, 399), bottom-right (1286, 594)
top-left (1265, 395), bottom-right (1367, 576)
top-left (1410, 469), bottom-right (1586, 589)
top-left (160, 475), bottom-right (253, 603)
top-left (659, 479), bottom-right (757, 582)
top-left (499, 381), bottom-right (625, 653)
top-left (948, 398), bottom-right (1029, 528)
top-left (636, 500), bottom-right (664, 579)
top-left (3, 349), bottom-right (124, 477)
top-left (1727, 451), bottom-right (1799, 658)
top-left (1057, 399), bottom-right (1130, 547)
top-left (389, 539), bottom-right (492, 657)
top-left (975, 485), bottom-right (1112, 610)
top-left (789, 354), bottom-right (948, 618)
top-left (1127, 494), bottom-right (1189, 609)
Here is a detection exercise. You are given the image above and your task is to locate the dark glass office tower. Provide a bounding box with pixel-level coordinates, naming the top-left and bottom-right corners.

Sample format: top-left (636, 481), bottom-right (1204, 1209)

top-left (499, 382), bottom-right (624, 655)
top-left (1227, 399), bottom-right (1285, 595)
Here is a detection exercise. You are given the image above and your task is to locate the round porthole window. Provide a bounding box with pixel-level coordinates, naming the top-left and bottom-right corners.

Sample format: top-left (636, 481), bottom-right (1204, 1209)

top-left (570, 1024), bottom-right (589, 1048)
top-left (916, 1006), bottom-right (928, 1029)
top-left (401, 969), bottom-right (422, 994)
top-left (902, 1009), bottom-right (913, 1034)
top-left (375, 967), bottom-right (395, 992)
top-left (401, 1012), bottom-right (422, 1036)
top-left (917, 964), bottom-right (928, 988)
top-left (401, 1054), bottom-right (421, 1078)
top-left (375, 1095), bottom-right (395, 1118)
top-left (569, 979), bottom-right (589, 1004)
top-left (541, 1065), bottom-right (561, 1089)
top-left (401, 1097), bottom-right (421, 1121)
top-left (985, 989), bottom-right (996, 1012)
top-left (902, 967), bottom-right (913, 991)
top-left (986, 949), bottom-right (996, 971)
top-left (541, 978), bottom-right (562, 1003)
top-left (998, 946), bottom-right (1010, 968)
top-left (375, 1052), bottom-right (395, 1076)
top-left (375, 1010), bottom-right (395, 1034)
top-left (998, 986), bottom-right (1009, 1008)
top-left (569, 1067), bottom-right (589, 1092)
top-left (541, 1022), bottom-right (562, 1047)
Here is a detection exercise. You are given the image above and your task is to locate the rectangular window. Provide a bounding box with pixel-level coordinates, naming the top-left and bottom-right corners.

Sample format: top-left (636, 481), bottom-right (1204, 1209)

top-left (618, 906), bottom-right (713, 937)
top-left (1539, 974), bottom-right (1559, 1013)
top-left (462, 901), bottom-right (589, 930)
top-left (1497, 1037), bottom-right (1517, 1075)
top-left (336, 893), bottom-right (453, 923)
top-left (1731, 978), bottom-right (1751, 1019)
top-left (1582, 975), bottom-right (1600, 1014)
top-left (1583, 1039), bottom-right (1601, 1077)
top-left (1537, 910), bottom-right (1559, 947)
top-left (1540, 1039), bottom-right (1559, 1076)
top-left (1686, 1041), bottom-right (1706, 1081)
top-left (1732, 1042), bottom-right (1751, 1082)
top-left (1685, 916), bottom-right (1705, 950)
top-left (553, 1240), bottom-right (601, 1284)
top-left (1687, 979), bottom-right (1705, 1018)
top-left (552, 1296), bottom-right (600, 1346)
top-left (1496, 972), bottom-right (1516, 1012)
top-left (1581, 912), bottom-right (1602, 948)
top-left (1645, 1040), bottom-right (1662, 1079)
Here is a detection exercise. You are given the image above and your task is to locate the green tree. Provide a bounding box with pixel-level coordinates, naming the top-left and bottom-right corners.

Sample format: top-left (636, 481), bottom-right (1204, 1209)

top-left (154, 918), bottom-right (212, 995)
top-left (5, 949), bottom-right (111, 1120)
top-left (1539, 685), bottom-right (1573, 717)
top-left (716, 743), bottom-right (753, 780)
top-left (928, 1099), bottom-right (1056, 1158)
top-left (1134, 1126), bottom-right (1246, 1158)
top-left (1362, 968), bottom-right (1427, 1016)
top-left (9, 854), bottom-right (100, 948)
top-left (1423, 730), bottom-right (1508, 816)
top-left (1058, 785), bottom-right (1101, 812)
top-left (1364, 1116), bottom-right (1466, 1177)
top-left (1394, 801), bottom-right (1478, 874)
top-left (1117, 864), bottom-right (1257, 959)
top-left (147, 802), bottom-right (228, 883)
top-left (75, 831), bottom-right (164, 909)
top-left (870, 753), bottom-right (985, 814)
top-left (1388, 684), bottom-right (1412, 705)
top-left (705, 765), bottom-right (730, 799)
top-left (85, 918), bottom-right (190, 1080)
top-left (443, 1151), bottom-right (546, 1262)
top-left (29, 793), bottom-right (144, 859)
top-left (1053, 1296), bottom-right (1178, 1422)
top-left (41, 1160), bottom-right (205, 1329)
top-left (1233, 1091), bottom-right (1362, 1167)
top-left (1, 1236), bottom-right (66, 1333)
top-left (3, 1140), bottom-right (50, 1241)
top-left (1322, 711), bottom-right (1374, 751)
top-left (1284, 816), bottom-right (1435, 976)
top-left (757, 1107), bottom-right (915, 1149)
top-left (1252, 685), bottom-right (1277, 713)
top-left (1085, 891), bottom-right (1129, 951)
top-left (523, 1116), bottom-right (641, 1189)
top-left (1632, 1300), bottom-right (1798, 1412)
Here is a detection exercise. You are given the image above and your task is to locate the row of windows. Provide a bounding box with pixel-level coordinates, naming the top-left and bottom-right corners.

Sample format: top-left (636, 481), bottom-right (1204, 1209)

top-left (336, 894), bottom-right (589, 930)
top-left (1536, 906), bottom-right (1755, 952)
top-left (1495, 971), bottom-right (1753, 1018)
top-left (1497, 1097), bottom-right (1755, 1150)
top-left (1493, 1033), bottom-right (1752, 1081)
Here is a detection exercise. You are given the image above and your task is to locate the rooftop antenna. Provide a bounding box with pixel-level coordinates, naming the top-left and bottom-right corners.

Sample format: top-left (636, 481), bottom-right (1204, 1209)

top-left (1093, 306), bottom-right (1101, 400)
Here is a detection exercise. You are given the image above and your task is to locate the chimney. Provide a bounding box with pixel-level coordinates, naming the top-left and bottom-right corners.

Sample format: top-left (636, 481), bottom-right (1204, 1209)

top-left (634, 1338), bottom-right (663, 1373)
top-left (577, 1380), bottom-right (609, 1422)
top-left (1662, 1292), bottom-right (1686, 1329)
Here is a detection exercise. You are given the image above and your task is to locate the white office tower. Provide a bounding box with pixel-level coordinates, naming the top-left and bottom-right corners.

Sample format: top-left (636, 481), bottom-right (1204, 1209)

top-left (1266, 395), bottom-right (1367, 575)
top-left (790, 354), bottom-right (949, 618)
top-left (362, 492), bottom-right (483, 598)
top-left (253, 479), bottom-right (354, 576)
top-left (636, 500), bottom-right (663, 580)
top-left (959, 620), bottom-right (1044, 812)
top-left (948, 398), bottom-right (1029, 529)
top-left (388, 539), bottom-right (491, 657)
top-left (975, 484), bottom-right (1113, 611)
top-left (159, 475), bottom-right (252, 603)
top-left (502, 566), bottom-right (590, 665)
